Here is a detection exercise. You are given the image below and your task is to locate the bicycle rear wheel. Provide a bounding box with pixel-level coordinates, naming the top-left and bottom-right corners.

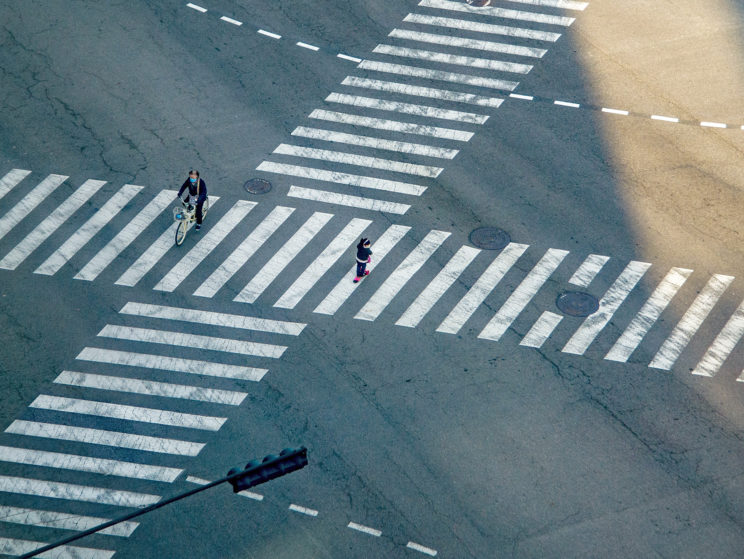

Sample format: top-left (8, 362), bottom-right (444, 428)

top-left (175, 220), bottom-right (188, 246)
top-left (201, 198), bottom-right (210, 219)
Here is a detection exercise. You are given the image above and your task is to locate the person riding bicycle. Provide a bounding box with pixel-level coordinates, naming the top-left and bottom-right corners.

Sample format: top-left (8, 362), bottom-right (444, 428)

top-left (177, 170), bottom-right (208, 230)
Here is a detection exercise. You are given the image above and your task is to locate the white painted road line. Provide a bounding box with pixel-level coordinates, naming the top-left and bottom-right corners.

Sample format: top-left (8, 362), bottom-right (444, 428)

top-left (220, 16), bottom-right (242, 26)
top-left (554, 100), bottom-right (580, 108)
top-left (510, 93), bottom-right (534, 101)
top-left (701, 121), bottom-right (726, 128)
top-left (0, 475), bottom-right (160, 507)
top-left (418, 0), bottom-right (575, 27)
top-left (436, 243), bottom-right (529, 335)
top-left (154, 200), bottom-right (255, 292)
top-left (54, 371), bottom-right (248, 406)
top-left (76, 347), bottom-right (268, 382)
top-left (649, 274), bottom-right (734, 370)
top-left (504, 0), bottom-right (588, 10)
top-left (0, 537), bottom-right (114, 559)
top-left (234, 212), bottom-right (333, 304)
top-left (256, 161), bottom-right (428, 196)
top-left (186, 3), bottom-right (207, 12)
top-left (297, 41), bottom-right (319, 51)
top-left (337, 53), bottom-right (362, 63)
top-left (406, 541), bottom-right (438, 556)
top-left (325, 92), bottom-right (488, 125)
top-left (479, 248), bottom-right (569, 341)
top-left (651, 114), bottom-right (679, 123)
top-left (562, 261), bottom-right (652, 355)
top-left (388, 29), bottom-right (546, 58)
top-left (602, 107), bottom-right (629, 116)
top-left (6, 420), bottom-right (205, 456)
top-left (98, 324), bottom-right (287, 359)
top-left (0, 505), bottom-right (137, 537)
top-left (0, 169), bottom-right (31, 201)
top-left (118, 302), bottom-right (306, 335)
top-left (604, 267), bottom-right (692, 363)
top-left (347, 521), bottom-right (382, 537)
top-left (30, 394), bottom-right (226, 431)
top-left (396, 245), bottom-right (481, 328)
top-left (356, 230), bottom-right (451, 322)
top-left (75, 189), bottom-right (173, 281)
top-left (194, 205), bottom-right (293, 298)
top-left (116, 196), bottom-right (220, 287)
top-left (314, 224), bottom-right (410, 315)
top-left (258, 29), bottom-right (281, 39)
top-left (273, 143), bottom-right (444, 177)
top-left (691, 298), bottom-right (744, 377)
top-left (520, 311), bottom-right (563, 348)
top-left (308, 109), bottom-right (474, 142)
top-left (358, 60), bottom-right (519, 92)
top-left (372, 44), bottom-right (533, 74)
top-left (292, 126), bottom-right (459, 159)
top-left (0, 173), bottom-right (67, 242)
top-left (0, 445), bottom-right (182, 482)
top-left (0, 179), bottom-right (105, 270)
top-left (287, 186), bottom-right (411, 215)
top-left (275, 217), bottom-right (372, 309)
top-left (569, 254), bottom-right (610, 287)
top-left (342, 76), bottom-right (504, 109)
top-left (289, 504), bottom-right (318, 517)
top-left (36, 184), bottom-right (142, 276)
top-left (403, 13), bottom-right (561, 42)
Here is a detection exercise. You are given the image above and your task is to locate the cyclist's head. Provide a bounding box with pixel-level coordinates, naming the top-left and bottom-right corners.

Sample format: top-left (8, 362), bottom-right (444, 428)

top-left (189, 170), bottom-right (199, 184)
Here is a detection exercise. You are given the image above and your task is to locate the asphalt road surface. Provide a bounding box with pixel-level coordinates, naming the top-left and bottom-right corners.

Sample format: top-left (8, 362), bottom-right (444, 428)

top-left (0, 1), bottom-right (743, 558)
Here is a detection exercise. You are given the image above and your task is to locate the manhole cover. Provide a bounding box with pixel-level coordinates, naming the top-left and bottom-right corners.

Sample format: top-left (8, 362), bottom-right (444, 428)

top-left (556, 291), bottom-right (599, 317)
top-left (243, 178), bottom-right (272, 194)
top-left (466, 0), bottom-right (492, 6)
top-left (469, 227), bottom-right (511, 250)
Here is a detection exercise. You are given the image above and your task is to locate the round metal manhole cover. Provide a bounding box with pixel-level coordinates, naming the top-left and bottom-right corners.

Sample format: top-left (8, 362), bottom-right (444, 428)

top-left (556, 291), bottom-right (599, 317)
top-left (466, 0), bottom-right (492, 6)
top-left (243, 178), bottom-right (272, 194)
top-left (469, 227), bottom-right (511, 250)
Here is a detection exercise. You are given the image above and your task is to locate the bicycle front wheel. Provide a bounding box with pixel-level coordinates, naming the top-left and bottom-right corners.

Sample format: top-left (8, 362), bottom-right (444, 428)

top-left (175, 221), bottom-right (188, 246)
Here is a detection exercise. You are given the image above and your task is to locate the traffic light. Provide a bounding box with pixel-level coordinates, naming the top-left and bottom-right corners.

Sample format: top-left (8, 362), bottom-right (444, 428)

top-left (227, 447), bottom-right (308, 493)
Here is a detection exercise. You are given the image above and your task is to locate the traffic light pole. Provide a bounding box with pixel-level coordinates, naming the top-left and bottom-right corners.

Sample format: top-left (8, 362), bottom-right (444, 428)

top-left (19, 447), bottom-right (308, 559)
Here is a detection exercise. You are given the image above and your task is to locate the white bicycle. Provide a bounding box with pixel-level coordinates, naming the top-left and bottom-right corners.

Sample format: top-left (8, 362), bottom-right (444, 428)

top-left (173, 198), bottom-right (209, 246)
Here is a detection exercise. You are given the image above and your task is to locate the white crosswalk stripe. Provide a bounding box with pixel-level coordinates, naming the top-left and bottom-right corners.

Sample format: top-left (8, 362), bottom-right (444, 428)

top-left (605, 267), bottom-right (693, 362)
top-left (29, 394), bottom-right (226, 431)
top-left (479, 248), bottom-right (568, 342)
top-left (0, 174), bottom-right (67, 242)
top-left (273, 143), bottom-right (444, 177)
top-left (35, 184), bottom-right (142, 276)
top-left (315, 224), bottom-right (411, 315)
top-left (287, 186), bottom-right (411, 215)
top-left (569, 253), bottom-right (610, 287)
top-left (402, 14), bottom-right (562, 42)
top-left (357, 60), bottom-right (520, 92)
top-left (0, 179), bottom-right (105, 270)
top-left (648, 274), bottom-right (735, 370)
top-left (76, 347), bottom-right (268, 382)
top-left (115, 196), bottom-right (220, 287)
top-left (97, 324), bottom-right (287, 358)
top-left (503, 0), bottom-right (588, 11)
top-left (75, 190), bottom-right (173, 281)
top-left (0, 536), bottom-right (115, 559)
top-left (437, 243), bottom-right (529, 335)
top-left (292, 126), bottom-right (459, 159)
top-left (275, 218), bottom-right (372, 309)
top-left (6, 420), bottom-right (205, 456)
top-left (0, 169), bottom-right (31, 201)
top-left (234, 212), bottom-right (333, 304)
top-left (563, 261), bottom-right (652, 355)
top-left (691, 298), bottom-right (744, 378)
top-left (154, 200), bottom-right (255, 292)
top-left (193, 205), bottom-right (294, 298)
top-left (396, 245), bottom-right (481, 328)
top-left (0, 445), bottom-right (182, 482)
top-left (388, 29), bottom-right (547, 58)
top-left (0, 505), bottom-right (138, 537)
top-left (54, 371), bottom-right (248, 405)
top-left (372, 44), bottom-right (533, 74)
top-left (520, 311), bottom-right (563, 348)
top-left (418, 0), bottom-right (576, 27)
top-left (325, 92), bottom-right (489, 124)
top-left (342, 76), bottom-right (504, 109)
top-left (356, 230), bottom-right (451, 322)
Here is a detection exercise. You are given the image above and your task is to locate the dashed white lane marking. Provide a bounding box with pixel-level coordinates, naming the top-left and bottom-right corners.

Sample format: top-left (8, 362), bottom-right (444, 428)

top-left (0, 173), bottom-right (67, 242)
top-left (258, 29), bottom-right (281, 39)
top-left (6, 420), bottom-right (205, 456)
top-left (0, 445), bottom-right (182, 482)
top-left (0, 168), bottom-right (31, 201)
top-left (289, 504), bottom-right (318, 517)
top-left (569, 253), bottom-right (610, 287)
top-left (347, 521), bottom-right (382, 537)
top-left (388, 28), bottom-right (546, 58)
top-left (403, 13), bottom-right (561, 42)
top-left (297, 41), bottom-right (319, 51)
top-left (554, 99), bottom-right (580, 108)
top-left (287, 186), bottom-right (411, 215)
top-left (337, 53), bottom-right (361, 63)
top-left (700, 121), bottom-right (726, 128)
top-left (54, 371), bottom-right (248, 406)
top-left (520, 310), bottom-right (563, 348)
top-left (691, 297), bottom-right (744, 378)
top-left (419, 0), bottom-right (576, 27)
top-left (649, 274), bottom-right (735, 370)
top-left (186, 2), bottom-right (207, 12)
top-left (0, 475), bottom-right (160, 507)
top-left (604, 267), bottom-right (692, 363)
top-left (510, 93), bottom-right (534, 101)
top-left (372, 44), bottom-right (533, 75)
top-left (651, 114), bottom-right (679, 123)
top-left (602, 107), bottom-right (629, 116)
top-left (29, 394), bottom-right (227, 431)
top-left (505, 0), bottom-right (588, 10)
top-left (220, 15), bottom-right (242, 26)
top-left (406, 540), bottom-right (438, 556)
top-left (0, 505), bottom-right (137, 537)
top-left (0, 537), bottom-right (114, 559)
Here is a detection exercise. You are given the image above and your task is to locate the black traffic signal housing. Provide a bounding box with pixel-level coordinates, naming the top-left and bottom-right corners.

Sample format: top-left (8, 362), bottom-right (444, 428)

top-left (227, 447), bottom-right (308, 493)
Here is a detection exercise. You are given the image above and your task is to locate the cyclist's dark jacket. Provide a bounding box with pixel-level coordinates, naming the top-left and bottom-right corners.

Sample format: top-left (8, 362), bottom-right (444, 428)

top-left (178, 178), bottom-right (208, 203)
top-left (356, 243), bottom-right (372, 263)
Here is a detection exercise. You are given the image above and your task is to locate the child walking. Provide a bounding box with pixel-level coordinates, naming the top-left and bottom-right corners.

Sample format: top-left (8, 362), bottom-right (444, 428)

top-left (354, 238), bottom-right (372, 283)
